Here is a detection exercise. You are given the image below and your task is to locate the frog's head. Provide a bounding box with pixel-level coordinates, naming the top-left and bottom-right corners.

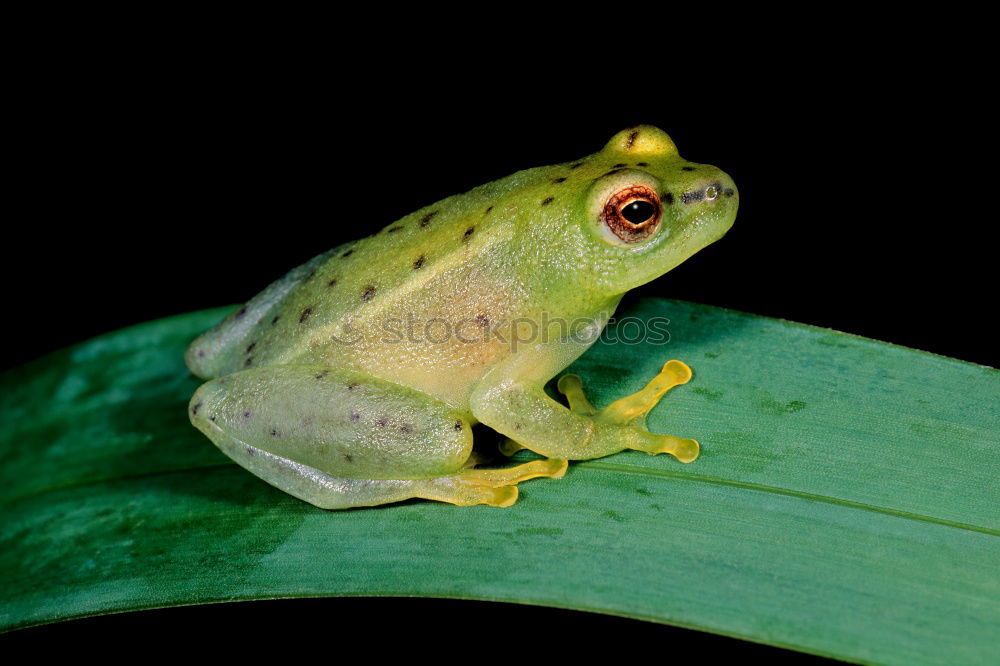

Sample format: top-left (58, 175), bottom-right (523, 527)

top-left (571, 125), bottom-right (738, 295)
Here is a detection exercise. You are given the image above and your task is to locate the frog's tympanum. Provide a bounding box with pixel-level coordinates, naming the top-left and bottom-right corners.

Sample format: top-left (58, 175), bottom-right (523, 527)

top-left (186, 126), bottom-right (738, 509)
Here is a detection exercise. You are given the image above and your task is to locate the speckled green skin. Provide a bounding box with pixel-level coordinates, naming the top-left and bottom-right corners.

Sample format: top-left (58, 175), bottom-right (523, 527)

top-left (185, 126), bottom-right (738, 508)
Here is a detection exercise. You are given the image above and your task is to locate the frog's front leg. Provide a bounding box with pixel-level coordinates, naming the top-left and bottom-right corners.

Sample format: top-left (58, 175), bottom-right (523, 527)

top-left (188, 364), bottom-right (565, 509)
top-left (474, 360), bottom-right (699, 463)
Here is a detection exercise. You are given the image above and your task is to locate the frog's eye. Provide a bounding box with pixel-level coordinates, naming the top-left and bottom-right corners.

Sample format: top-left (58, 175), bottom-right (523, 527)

top-left (602, 185), bottom-right (662, 243)
top-left (705, 185), bottom-right (719, 201)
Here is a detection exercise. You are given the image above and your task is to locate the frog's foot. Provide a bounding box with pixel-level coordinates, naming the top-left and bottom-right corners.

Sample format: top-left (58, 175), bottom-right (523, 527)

top-left (557, 360), bottom-right (700, 463)
top-left (423, 458), bottom-right (568, 507)
top-left (411, 476), bottom-right (521, 508)
top-left (461, 458), bottom-right (569, 486)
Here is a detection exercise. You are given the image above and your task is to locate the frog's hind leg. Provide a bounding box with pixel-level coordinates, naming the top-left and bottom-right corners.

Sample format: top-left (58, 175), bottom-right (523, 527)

top-left (461, 458), bottom-right (568, 485)
top-left (207, 434), bottom-right (566, 510)
top-left (208, 434), bottom-right (523, 509)
top-left (188, 364), bottom-right (565, 509)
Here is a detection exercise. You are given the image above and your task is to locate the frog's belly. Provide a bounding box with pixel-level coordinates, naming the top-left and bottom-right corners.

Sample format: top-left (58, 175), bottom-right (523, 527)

top-left (308, 321), bottom-right (512, 411)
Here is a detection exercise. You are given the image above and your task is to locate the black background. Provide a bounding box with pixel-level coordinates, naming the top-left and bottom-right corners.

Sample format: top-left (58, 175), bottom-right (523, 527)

top-left (3, 31), bottom-right (993, 662)
top-left (9, 63), bottom-right (995, 370)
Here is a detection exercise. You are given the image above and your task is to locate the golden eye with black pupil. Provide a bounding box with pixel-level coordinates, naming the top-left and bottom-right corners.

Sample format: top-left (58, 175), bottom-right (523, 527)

top-left (602, 185), bottom-right (662, 243)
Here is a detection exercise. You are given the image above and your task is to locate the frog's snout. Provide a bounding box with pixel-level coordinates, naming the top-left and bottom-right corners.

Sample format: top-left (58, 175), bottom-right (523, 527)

top-left (672, 167), bottom-right (738, 245)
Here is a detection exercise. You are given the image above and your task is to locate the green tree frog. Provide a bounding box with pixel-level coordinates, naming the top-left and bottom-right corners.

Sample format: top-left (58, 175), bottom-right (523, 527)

top-left (186, 126), bottom-right (738, 509)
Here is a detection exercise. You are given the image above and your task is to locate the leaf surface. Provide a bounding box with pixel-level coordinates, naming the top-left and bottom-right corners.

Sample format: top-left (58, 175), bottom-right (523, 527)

top-left (1, 300), bottom-right (996, 664)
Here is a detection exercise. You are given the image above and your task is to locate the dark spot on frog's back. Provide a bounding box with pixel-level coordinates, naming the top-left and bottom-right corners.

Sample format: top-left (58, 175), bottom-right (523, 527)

top-left (299, 307), bottom-right (313, 323)
top-left (569, 161), bottom-right (586, 169)
top-left (361, 285), bottom-right (377, 301)
top-left (635, 162), bottom-right (649, 167)
top-left (662, 192), bottom-right (675, 205)
top-left (454, 420), bottom-right (463, 431)
top-left (681, 166), bottom-right (696, 172)
top-left (420, 211), bottom-right (438, 227)
top-left (191, 402), bottom-right (202, 415)
top-left (611, 163), bottom-right (627, 168)
top-left (235, 307), bottom-right (247, 319)
top-left (271, 315), bottom-right (280, 325)
top-left (386, 226), bottom-right (403, 233)
top-left (341, 249), bottom-right (353, 258)
top-left (327, 277), bottom-right (338, 287)
top-left (463, 227), bottom-right (475, 241)
top-left (485, 205), bottom-right (494, 215)
top-left (413, 255), bottom-right (426, 269)
top-left (626, 129), bottom-right (640, 149)
top-left (246, 342), bottom-right (256, 354)
top-left (541, 197), bottom-right (554, 206)
top-left (552, 177), bottom-right (566, 184)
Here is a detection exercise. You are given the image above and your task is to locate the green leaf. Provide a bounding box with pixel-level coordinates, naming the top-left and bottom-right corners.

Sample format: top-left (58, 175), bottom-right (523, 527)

top-left (1, 300), bottom-right (996, 664)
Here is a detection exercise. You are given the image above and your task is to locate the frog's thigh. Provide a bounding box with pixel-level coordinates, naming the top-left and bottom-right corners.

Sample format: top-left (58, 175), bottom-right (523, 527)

top-left (190, 365), bottom-right (568, 509)
top-left (190, 364), bottom-right (474, 483)
top-left (204, 438), bottom-right (522, 510)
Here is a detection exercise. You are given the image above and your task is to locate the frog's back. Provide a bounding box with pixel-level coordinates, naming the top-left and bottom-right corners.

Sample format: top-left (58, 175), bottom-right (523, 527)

top-left (185, 165), bottom-right (553, 385)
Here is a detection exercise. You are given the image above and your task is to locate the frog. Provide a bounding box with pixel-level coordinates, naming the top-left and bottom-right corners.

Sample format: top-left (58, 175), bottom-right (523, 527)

top-left (185, 125), bottom-right (738, 509)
